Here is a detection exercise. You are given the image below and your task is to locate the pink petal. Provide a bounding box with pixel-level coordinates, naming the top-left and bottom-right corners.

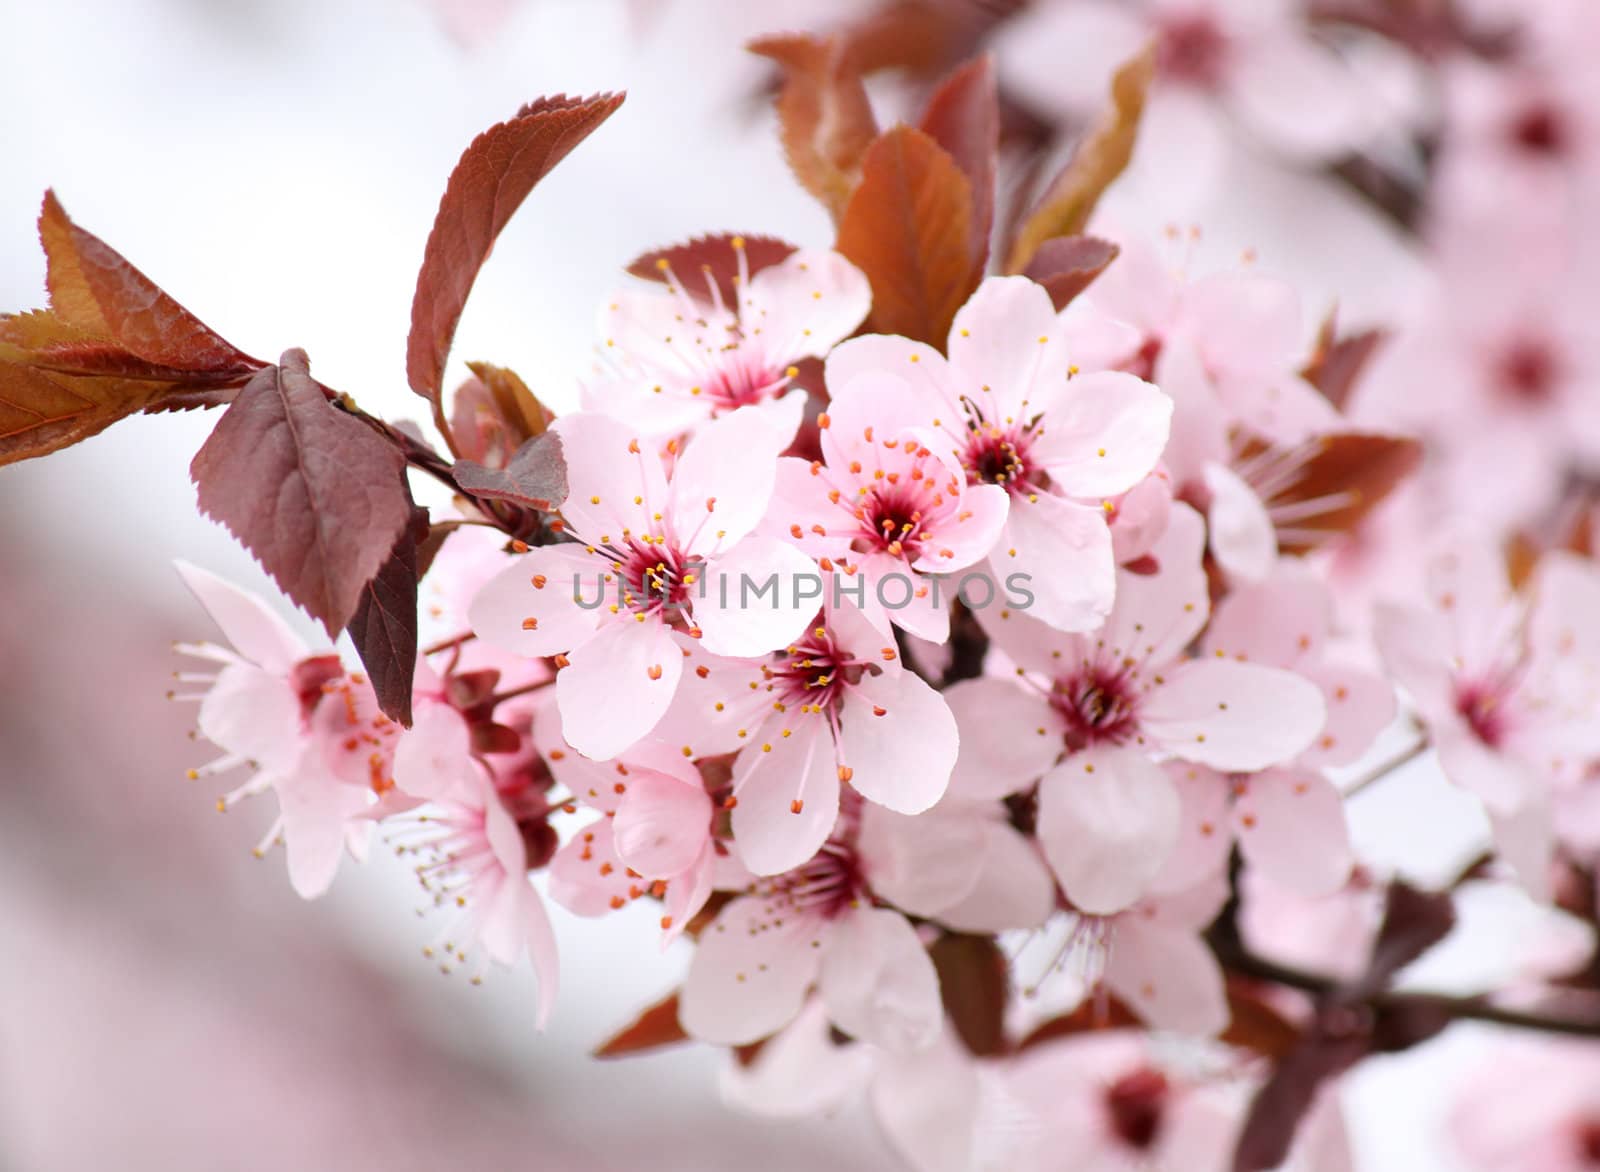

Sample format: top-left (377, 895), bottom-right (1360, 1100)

top-left (1228, 33), bottom-right (1366, 160)
top-left (730, 718), bottom-right (839, 876)
top-left (1372, 601), bottom-right (1458, 721)
top-left (196, 664), bottom-right (301, 768)
top-left (1142, 659), bottom-right (1326, 770)
top-left (679, 896), bottom-right (823, 1045)
top-left (671, 405), bottom-right (793, 557)
top-left (1299, 663), bottom-right (1396, 768)
top-left (1204, 462), bottom-right (1277, 582)
top-left (1099, 502), bottom-right (1211, 668)
top-left (721, 1001), bottom-right (876, 1118)
top-left (991, 494), bottom-right (1116, 633)
top-left (937, 818), bottom-right (1057, 933)
top-left (1032, 370), bottom-right (1172, 499)
top-left (694, 536), bottom-right (820, 657)
top-left (823, 334), bottom-right (953, 420)
top-left (391, 703), bottom-right (478, 802)
top-left (744, 249), bottom-right (873, 362)
top-left (1036, 748), bottom-right (1181, 915)
top-left (859, 552), bottom-right (951, 643)
top-left (1529, 551), bottom-right (1600, 666)
top-left (550, 411), bottom-right (669, 544)
top-left (556, 618), bottom-right (683, 760)
top-left (947, 276), bottom-right (1070, 420)
top-left (1434, 721), bottom-right (1533, 815)
top-left (523, 887), bottom-right (560, 1028)
top-left (1108, 468), bottom-right (1173, 564)
top-left (1204, 568), bottom-right (1331, 668)
top-left (613, 773), bottom-right (713, 877)
top-left (1151, 764), bottom-right (1233, 896)
top-left (174, 560), bottom-right (309, 673)
top-left (909, 483), bottom-right (1008, 574)
top-left (1233, 768), bottom-right (1353, 896)
top-left (944, 677), bottom-right (1063, 801)
top-left (548, 817), bottom-right (634, 916)
top-left (1104, 916), bottom-right (1229, 1036)
top-left (819, 907), bottom-right (942, 1052)
top-left (857, 804), bottom-right (988, 918)
top-left (466, 546), bottom-right (604, 658)
top-left (839, 668), bottom-right (957, 814)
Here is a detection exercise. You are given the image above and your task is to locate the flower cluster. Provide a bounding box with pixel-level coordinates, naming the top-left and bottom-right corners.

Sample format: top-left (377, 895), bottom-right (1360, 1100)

top-left (9, 1), bottom-right (1600, 1166)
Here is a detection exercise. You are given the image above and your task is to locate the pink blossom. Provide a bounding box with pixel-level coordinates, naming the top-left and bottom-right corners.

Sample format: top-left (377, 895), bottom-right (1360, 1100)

top-left (391, 704), bottom-right (559, 1023)
top-left (174, 562), bottom-right (404, 899)
top-left (1451, 1040), bottom-right (1600, 1172)
top-left (1375, 544), bottom-right (1600, 895)
top-left (678, 803), bottom-right (942, 1051)
top-left (661, 599), bottom-right (958, 876)
top-left (584, 245), bottom-right (870, 439)
top-left (468, 406), bottom-right (818, 760)
top-left (817, 276), bottom-right (1172, 632)
top-left (949, 505), bottom-right (1326, 913)
top-left (995, 1030), bottom-right (1243, 1171)
top-left (533, 693), bottom-right (716, 940)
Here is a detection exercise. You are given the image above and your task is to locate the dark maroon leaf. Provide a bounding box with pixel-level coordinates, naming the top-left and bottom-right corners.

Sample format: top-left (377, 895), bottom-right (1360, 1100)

top-left (1304, 327), bottom-right (1387, 410)
top-left (453, 430), bottom-right (567, 511)
top-left (920, 55), bottom-right (999, 276)
top-left (626, 233), bottom-right (798, 308)
top-left (1023, 235), bottom-right (1121, 310)
top-left (1221, 978), bottom-right (1304, 1060)
top-left (595, 992), bottom-right (690, 1058)
top-left (1360, 880), bottom-right (1457, 993)
top-left (348, 507), bottom-right (427, 726)
top-left (930, 933), bottom-right (1010, 1056)
top-left (191, 349), bottom-right (411, 636)
top-left (407, 93), bottom-right (626, 405)
top-left (1233, 1030), bottom-right (1369, 1172)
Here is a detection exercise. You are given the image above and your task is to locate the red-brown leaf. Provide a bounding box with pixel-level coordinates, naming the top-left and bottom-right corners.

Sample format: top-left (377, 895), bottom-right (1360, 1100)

top-left (1022, 234), bottom-right (1121, 310)
top-left (930, 932), bottom-right (1010, 1057)
top-left (1006, 46), bottom-right (1154, 274)
top-left (593, 991), bottom-right (690, 1059)
top-left (626, 233), bottom-right (798, 308)
top-left (1220, 978), bottom-right (1304, 1060)
top-left (406, 93), bottom-right (626, 404)
top-left (1303, 327), bottom-right (1387, 411)
top-left (750, 34), bottom-right (879, 223)
top-left (1252, 431), bottom-right (1423, 555)
top-left (919, 55), bottom-right (999, 277)
top-left (191, 350), bottom-right (411, 636)
top-left (836, 126), bottom-right (977, 348)
top-left (453, 430), bottom-right (567, 511)
top-left (36, 191), bottom-right (264, 374)
top-left (348, 506), bottom-right (428, 726)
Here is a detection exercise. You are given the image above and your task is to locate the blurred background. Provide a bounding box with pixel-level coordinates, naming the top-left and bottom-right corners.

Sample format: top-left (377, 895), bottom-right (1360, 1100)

top-left (0, 0), bottom-right (1577, 1168)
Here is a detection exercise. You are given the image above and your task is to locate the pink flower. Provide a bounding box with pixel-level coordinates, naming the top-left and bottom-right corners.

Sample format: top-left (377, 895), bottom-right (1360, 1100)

top-left (998, 0), bottom-right (1372, 203)
top-left (584, 245), bottom-right (870, 439)
top-left (818, 276), bottom-right (1172, 632)
top-left (948, 504), bottom-right (1327, 913)
top-left (533, 693), bottom-right (716, 940)
top-left (1376, 544), bottom-right (1600, 896)
top-left (996, 1030), bottom-right (1243, 1172)
top-left (391, 704), bottom-right (559, 1023)
top-left (678, 803), bottom-right (942, 1051)
top-left (766, 395), bottom-right (1010, 643)
top-left (174, 562), bottom-right (403, 899)
top-left (1451, 1041), bottom-right (1600, 1172)
top-left (468, 406), bottom-right (818, 760)
top-left (661, 599), bottom-right (959, 876)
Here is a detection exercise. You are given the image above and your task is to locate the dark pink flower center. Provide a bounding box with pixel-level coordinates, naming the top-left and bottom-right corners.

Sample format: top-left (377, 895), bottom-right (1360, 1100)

top-left (1454, 680), bottom-right (1508, 748)
top-left (765, 620), bottom-right (871, 714)
top-left (755, 832), bottom-right (866, 921)
top-left (856, 485), bottom-right (934, 560)
top-left (704, 352), bottom-right (789, 410)
top-left (1509, 101), bottom-right (1569, 158)
top-left (963, 423), bottom-right (1039, 494)
top-left (1496, 337), bottom-right (1561, 405)
top-left (612, 538), bottom-right (701, 616)
top-left (1052, 665), bottom-right (1141, 750)
top-left (1106, 1067), bottom-right (1169, 1151)
top-left (1157, 13), bottom-right (1229, 89)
